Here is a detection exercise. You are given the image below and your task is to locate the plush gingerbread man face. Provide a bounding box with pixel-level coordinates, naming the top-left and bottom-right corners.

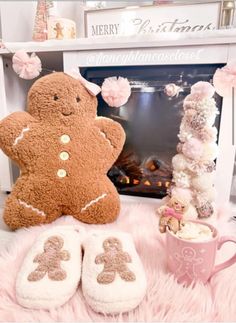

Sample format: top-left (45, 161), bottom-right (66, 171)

top-left (0, 72), bottom-right (126, 230)
top-left (27, 73), bottom-right (97, 124)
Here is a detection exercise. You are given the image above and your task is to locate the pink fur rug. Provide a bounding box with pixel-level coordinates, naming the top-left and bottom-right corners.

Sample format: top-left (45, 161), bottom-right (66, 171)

top-left (0, 202), bottom-right (235, 322)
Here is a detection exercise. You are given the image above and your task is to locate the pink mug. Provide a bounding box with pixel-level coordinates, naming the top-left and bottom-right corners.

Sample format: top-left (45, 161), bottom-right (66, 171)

top-left (166, 220), bottom-right (236, 285)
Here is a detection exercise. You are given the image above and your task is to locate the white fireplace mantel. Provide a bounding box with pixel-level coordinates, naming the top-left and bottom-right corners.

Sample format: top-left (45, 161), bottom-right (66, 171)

top-left (1, 29), bottom-right (236, 54)
top-left (0, 30), bottom-right (236, 204)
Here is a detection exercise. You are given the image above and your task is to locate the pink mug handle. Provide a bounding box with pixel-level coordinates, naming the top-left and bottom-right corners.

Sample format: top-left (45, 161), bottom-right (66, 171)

top-left (211, 236), bottom-right (236, 278)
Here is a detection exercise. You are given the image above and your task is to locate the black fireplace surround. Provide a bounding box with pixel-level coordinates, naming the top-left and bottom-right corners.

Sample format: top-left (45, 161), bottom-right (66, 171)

top-left (81, 64), bottom-right (222, 199)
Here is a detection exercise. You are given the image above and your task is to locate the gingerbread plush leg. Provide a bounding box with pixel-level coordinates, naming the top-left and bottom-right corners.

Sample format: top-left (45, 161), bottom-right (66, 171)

top-left (70, 179), bottom-right (120, 224)
top-left (3, 178), bottom-right (61, 230)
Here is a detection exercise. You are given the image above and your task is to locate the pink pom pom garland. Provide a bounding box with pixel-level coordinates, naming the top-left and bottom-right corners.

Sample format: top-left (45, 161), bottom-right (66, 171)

top-left (213, 61), bottom-right (236, 97)
top-left (12, 50), bottom-right (42, 80)
top-left (101, 76), bottom-right (131, 108)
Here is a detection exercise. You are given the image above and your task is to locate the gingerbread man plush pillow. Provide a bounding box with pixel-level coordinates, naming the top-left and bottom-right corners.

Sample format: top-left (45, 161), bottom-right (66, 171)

top-left (0, 72), bottom-right (125, 230)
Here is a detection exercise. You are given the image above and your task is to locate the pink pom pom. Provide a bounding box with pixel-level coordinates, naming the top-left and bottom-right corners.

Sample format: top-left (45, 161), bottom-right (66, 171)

top-left (101, 76), bottom-right (131, 107)
top-left (213, 61), bottom-right (236, 97)
top-left (12, 50), bottom-right (42, 80)
top-left (182, 138), bottom-right (203, 160)
top-left (171, 187), bottom-right (192, 203)
top-left (191, 81), bottom-right (215, 99)
top-left (198, 127), bottom-right (217, 143)
top-left (183, 94), bottom-right (198, 110)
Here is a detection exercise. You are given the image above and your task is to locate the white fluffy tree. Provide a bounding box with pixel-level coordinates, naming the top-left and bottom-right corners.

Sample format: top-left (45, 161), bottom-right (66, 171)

top-left (171, 81), bottom-right (219, 219)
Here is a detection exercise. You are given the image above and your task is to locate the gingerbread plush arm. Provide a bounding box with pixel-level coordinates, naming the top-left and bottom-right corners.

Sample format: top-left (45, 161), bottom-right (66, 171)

top-left (94, 117), bottom-right (126, 161)
top-left (0, 111), bottom-right (35, 162)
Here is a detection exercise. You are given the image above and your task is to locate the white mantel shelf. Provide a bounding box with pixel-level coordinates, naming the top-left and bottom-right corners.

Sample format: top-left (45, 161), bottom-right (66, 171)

top-left (0, 29), bottom-right (236, 54)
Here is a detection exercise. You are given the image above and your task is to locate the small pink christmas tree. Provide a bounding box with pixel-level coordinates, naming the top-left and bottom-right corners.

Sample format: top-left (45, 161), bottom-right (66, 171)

top-left (32, 0), bottom-right (53, 41)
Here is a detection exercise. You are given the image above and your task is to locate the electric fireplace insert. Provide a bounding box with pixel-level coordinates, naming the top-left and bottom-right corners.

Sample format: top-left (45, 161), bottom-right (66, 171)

top-left (81, 64), bottom-right (222, 199)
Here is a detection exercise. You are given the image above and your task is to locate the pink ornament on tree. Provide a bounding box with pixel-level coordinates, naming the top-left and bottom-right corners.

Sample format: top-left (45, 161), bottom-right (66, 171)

top-left (213, 61), bottom-right (236, 97)
top-left (182, 138), bottom-right (204, 160)
top-left (101, 77), bottom-right (131, 107)
top-left (191, 81), bottom-right (215, 99)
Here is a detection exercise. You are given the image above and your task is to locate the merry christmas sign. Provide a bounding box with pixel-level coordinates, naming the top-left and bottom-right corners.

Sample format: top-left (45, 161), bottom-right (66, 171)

top-left (85, 2), bottom-right (222, 37)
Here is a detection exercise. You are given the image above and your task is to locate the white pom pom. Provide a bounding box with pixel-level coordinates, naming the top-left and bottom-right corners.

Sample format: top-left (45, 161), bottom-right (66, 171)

top-left (200, 188), bottom-right (217, 202)
top-left (201, 143), bottom-right (218, 161)
top-left (173, 171), bottom-right (190, 188)
top-left (191, 173), bottom-right (215, 192)
top-left (172, 154), bottom-right (188, 171)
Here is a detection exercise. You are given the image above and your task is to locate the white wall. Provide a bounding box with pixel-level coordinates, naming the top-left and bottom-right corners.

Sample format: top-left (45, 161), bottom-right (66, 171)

top-left (0, 0), bottom-right (85, 41)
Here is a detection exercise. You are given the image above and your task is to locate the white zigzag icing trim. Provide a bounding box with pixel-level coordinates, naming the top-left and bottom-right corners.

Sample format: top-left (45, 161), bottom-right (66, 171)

top-left (99, 131), bottom-right (113, 147)
top-left (81, 193), bottom-right (107, 212)
top-left (18, 199), bottom-right (46, 217)
top-left (13, 127), bottom-right (30, 146)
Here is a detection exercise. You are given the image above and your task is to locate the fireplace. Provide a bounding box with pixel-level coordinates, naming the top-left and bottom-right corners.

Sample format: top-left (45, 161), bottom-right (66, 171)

top-left (81, 64), bottom-right (223, 199)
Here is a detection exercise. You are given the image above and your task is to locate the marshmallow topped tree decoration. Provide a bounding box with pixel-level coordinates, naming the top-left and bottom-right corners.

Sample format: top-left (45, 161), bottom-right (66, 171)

top-left (171, 81), bottom-right (219, 220)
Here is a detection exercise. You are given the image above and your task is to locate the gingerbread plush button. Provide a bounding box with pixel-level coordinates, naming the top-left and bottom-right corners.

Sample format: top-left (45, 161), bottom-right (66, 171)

top-left (0, 72), bottom-right (126, 230)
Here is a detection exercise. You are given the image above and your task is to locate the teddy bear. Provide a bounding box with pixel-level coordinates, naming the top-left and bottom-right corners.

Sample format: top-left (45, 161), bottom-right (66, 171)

top-left (0, 72), bottom-right (126, 230)
top-left (157, 195), bottom-right (190, 234)
top-left (95, 237), bottom-right (136, 284)
top-left (27, 235), bottom-right (70, 282)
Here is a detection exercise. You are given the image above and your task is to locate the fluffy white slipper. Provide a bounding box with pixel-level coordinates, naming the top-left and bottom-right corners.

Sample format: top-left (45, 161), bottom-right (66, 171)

top-left (16, 225), bottom-right (85, 309)
top-left (82, 231), bottom-right (147, 314)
